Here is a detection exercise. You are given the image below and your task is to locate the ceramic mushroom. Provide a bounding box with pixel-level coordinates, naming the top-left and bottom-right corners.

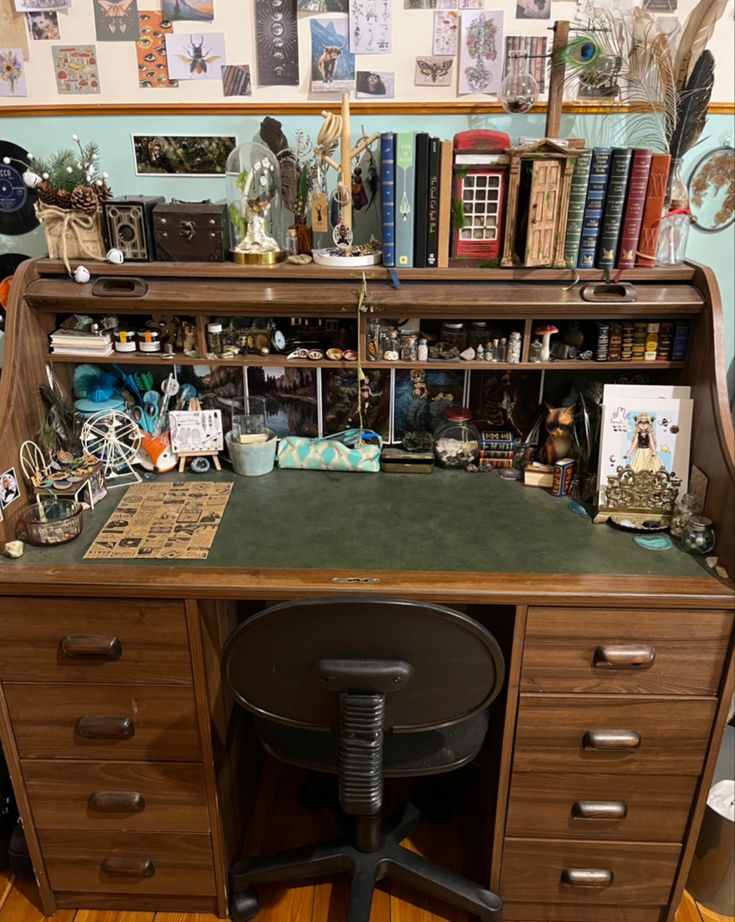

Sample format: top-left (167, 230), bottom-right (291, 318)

top-left (535, 323), bottom-right (558, 362)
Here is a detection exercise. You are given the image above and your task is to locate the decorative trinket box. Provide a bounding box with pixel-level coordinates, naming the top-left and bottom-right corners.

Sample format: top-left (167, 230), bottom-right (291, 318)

top-left (153, 201), bottom-right (230, 262)
top-left (381, 447), bottom-right (434, 474)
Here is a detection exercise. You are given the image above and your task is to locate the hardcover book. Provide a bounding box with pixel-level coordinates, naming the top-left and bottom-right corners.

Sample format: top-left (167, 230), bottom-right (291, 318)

top-left (437, 139), bottom-right (453, 269)
top-left (426, 136), bottom-right (440, 268)
top-left (597, 147), bottom-right (633, 270)
top-left (577, 147), bottom-right (612, 269)
top-left (617, 149), bottom-right (653, 270)
top-left (380, 132), bottom-right (396, 268)
top-left (395, 132), bottom-right (416, 269)
top-left (562, 149), bottom-right (592, 268)
top-left (637, 153), bottom-right (671, 267)
top-left (413, 132), bottom-right (430, 268)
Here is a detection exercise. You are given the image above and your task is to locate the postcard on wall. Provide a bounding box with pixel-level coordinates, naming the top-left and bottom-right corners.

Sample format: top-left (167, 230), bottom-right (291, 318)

top-left (53, 45), bottom-right (100, 94)
top-left (299, 0), bottom-right (348, 10)
top-left (1, 2), bottom-right (29, 59)
top-left (349, 0), bottom-right (391, 53)
top-left (26, 10), bottom-right (59, 39)
top-left (415, 55), bottom-right (453, 85)
top-left (0, 48), bottom-right (27, 96)
top-left (136, 11), bottom-right (178, 88)
top-left (433, 9), bottom-right (459, 55)
top-left (165, 32), bottom-right (225, 80)
top-left (14, 0), bottom-right (68, 10)
top-left (93, 0), bottom-right (139, 41)
top-left (393, 370), bottom-right (464, 439)
top-left (322, 369), bottom-right (391, 438)
top-left (310, 17), bottom-right (354, 93)
top-left (132, 134), bottom-right (235, 176)
top-left (0, 467), bottom-right (20, 511)
top-left (246, 366), bottom-right (319, 438)
top-left (516, 0), bottom-right (549, 20)
top-left (222, 64), bottom-right (251, 96)
top-left (405, 0), bottom-right (458, 8)
top-left (169, 409), bottom-right (223, 454)
top-left (162, 0), bottom-right (213, 21)
top-left (458, 9), bottom-right (503, 95)
top-left (255, 0), bottom-right (299, 87)
top-left (356, 69), bottom-right (394, 97)
top-left (459, 0), bottom-right (484, 8)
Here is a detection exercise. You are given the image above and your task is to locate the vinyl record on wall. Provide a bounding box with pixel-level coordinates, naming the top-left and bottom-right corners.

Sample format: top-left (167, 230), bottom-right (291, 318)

top-left (0, 141), bottom-right (38, 236)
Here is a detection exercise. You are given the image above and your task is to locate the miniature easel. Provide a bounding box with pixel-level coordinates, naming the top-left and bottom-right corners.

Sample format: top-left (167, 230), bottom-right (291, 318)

top-left (175, 398), bottom-right (222, 473)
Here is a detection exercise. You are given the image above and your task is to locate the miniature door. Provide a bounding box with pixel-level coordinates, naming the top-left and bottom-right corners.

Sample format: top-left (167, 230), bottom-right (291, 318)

top-left (525, 159), bottom-right (561, 267)
top-left (452, 168), bottom-right (506, 260)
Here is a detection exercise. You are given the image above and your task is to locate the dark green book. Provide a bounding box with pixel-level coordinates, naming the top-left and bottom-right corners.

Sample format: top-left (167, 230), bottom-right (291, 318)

top-left (596, 148), bottom-right (633, 270)
top-left (563, 150), bottom-right (592, 268)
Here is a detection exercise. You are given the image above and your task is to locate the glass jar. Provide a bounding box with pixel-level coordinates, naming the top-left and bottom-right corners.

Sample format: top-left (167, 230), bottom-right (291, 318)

top-left (137, 328), bottom-right (161, 353)
top-left (497, 337), bottom-right (507, 363)
top-left (440, 321), bottom-right (467, 352)
top-left (367, 320), bottom-right (381, 361)
top-left (657, 158), bottom-right (690, 267)
top-left (400, 332), bottom-right (418, 362)
top-left (508, 331), bottom-right (522, 363)
top-left (670, 492), bottom-right (702, 538)
top-left (226, 141), bottom-right (286, 265)
top-left (207, 322), bottom-right (224, 357)
top-left (468, 321), bottom-right (488, 350)
top-left (529, 338), bottom-right (543, 362)
top-left (433, 407), bottom-right (480, 469)
top-left (682, 516), bottom-right (716, 555)
top-left (417, 338), bottom-right (428, 362)
top-left (382, 328), bottom-right (399, 361)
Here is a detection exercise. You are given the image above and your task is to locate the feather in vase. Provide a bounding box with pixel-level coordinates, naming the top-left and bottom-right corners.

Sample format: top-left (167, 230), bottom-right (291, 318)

top-left (259, 116), bottom-right (298, 213)
top-left (673, 0), bottom-right (727, 91)
top-left (668, 49), bottom-right (715, 164)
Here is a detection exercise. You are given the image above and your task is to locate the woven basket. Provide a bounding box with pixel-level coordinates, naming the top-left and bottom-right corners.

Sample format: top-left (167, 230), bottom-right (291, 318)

top-left (35, 202), bottom-right (106, 271)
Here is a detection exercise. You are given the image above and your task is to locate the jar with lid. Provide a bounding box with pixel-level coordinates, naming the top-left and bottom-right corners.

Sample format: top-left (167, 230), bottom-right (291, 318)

top-left (207, 322), bottom-right (224, 357)
top-left (433, 407), bottom-right (480, 469)
top-left (669, 492), bottom-right (702, 538)
top-left (682, 516), bottom-right (715, 555)
top-left (400, 331), bottom-right (418, 362)
top-left (468, 321), bottom-right (488, 350)
top-left (138, 328), bottom-right (161, 353)
top-left (440, 321), bottom-right (467, 352)
top-left (382, 328), bottom-right (399, 361)
top-left (367, 320), bottom-right (381, 361)
top-left (417, 338), bottom-right (428, 362)
top-left (529, 338), bottom-right (543, 362)
top-left (508, 331), bottom-right (522, 363)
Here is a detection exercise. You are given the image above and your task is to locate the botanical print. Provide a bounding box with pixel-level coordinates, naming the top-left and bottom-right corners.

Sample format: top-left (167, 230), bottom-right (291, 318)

top-left (0, 48), bottom-right (27, 95)
top-left (136, 11), bottom-right (178, 88)
top-left (415, 55), bottom-right (453, 85)
top-left (322, 369), bottom-right (390, 438)
top-left (433, 9), bottom-right (459, 55)
top-left (1, 3), bottom-right (29, 60)
top-left (355, 69), bottom-right (394, 97)
top-left (255, 0), bottom-right (299, 87)
top-left (52, 45), bottom-right (100, 94)
top-left (310, 17), bottom-right (354, 93)
top-left (222, 64), bottom-right (251, 96)
top-left (14, 0), bottom-right (68, 10)
top-left (26, 10), bottom-right (59, 39)
top-left (246, 366), bottom-right (318, 438)
top-left (393, 370), bottom-right (464, 439)
top-left (93, 0), bottom-right (140, 41)
top-left (132, 134), bottom-right (235, 175)
top-left (165, 31), bottom-right (225, 80)
top-left (161, 0), bottom-right (213, 21)
top-left (458, 9), bottom-right (503, 94)
top-left (349, 0), bottom-right (391, 54)
top-left (298, 0), bottom-right (348, 10)
top-left (516, 0), bottom-right (549, 20)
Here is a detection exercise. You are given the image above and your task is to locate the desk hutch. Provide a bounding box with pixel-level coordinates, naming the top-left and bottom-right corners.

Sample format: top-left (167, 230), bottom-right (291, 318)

top-left (0, 258), bottom-right (732, 922)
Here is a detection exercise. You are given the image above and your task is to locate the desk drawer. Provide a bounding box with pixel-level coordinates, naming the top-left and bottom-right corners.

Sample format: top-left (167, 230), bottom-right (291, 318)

top-left (5, 684), bottom-right (201, 761)
top-left (506, 772), bottom-right (696, 841)
top-left (513, 695), bottom-right (716, 775)
top-left (23, 760), bottom-right (209, 833)
top-left (500, 837), bottom-right (680, 916)
top-left (39, 829), bottom-right (216, 897)
top-left (522, 608), bottom-right (731, 696)
top-left (0, 598), bottom-right (192, 685)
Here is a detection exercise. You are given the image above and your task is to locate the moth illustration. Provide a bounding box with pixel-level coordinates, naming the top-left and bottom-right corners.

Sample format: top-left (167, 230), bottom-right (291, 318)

top-left (177, 35), bottom-right (221, 75)
top-left (417, 57), bottom-right (453, 83)
top-left (97, 0), bottom-right (136, 35)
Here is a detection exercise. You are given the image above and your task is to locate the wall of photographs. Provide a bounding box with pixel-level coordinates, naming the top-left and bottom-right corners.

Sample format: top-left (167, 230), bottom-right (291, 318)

top-left (1, 0), bottom-right (733, 108)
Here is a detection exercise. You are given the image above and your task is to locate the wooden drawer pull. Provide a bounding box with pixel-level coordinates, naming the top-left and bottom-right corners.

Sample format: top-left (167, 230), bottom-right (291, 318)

top-left (101, 857), bottom-right (155, 879)
top-left (75, 716), bottom-right (135, 740)
top-left (88, 791), bottom-right (146, 814)
top-left (562, 868), bottom-right (614, 888)
top-left (583, 729), bottom-right (641, 750)
top-left (572, 800), bottom-right (628, 820)
top-left (593, 644), bottom-right (656, 669)
top-left (61, 635), bottom-right (122, 660)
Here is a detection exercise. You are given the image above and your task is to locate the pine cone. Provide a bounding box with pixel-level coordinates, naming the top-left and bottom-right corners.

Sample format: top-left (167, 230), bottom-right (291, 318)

top-left (55, 189), bottom-right (72, 210)
top-left (70, 185), bottom-right (99, 213)
top-left (36, 181), bottom-right (57, 206)
top-left (96, 180), bottom-right (113, 202)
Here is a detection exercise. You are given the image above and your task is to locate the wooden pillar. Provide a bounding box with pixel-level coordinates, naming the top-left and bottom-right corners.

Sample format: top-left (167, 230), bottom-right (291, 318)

top-left (340, 92), bottom-right (352, 231)
top-left (545, 20), bottom-right (569, 140)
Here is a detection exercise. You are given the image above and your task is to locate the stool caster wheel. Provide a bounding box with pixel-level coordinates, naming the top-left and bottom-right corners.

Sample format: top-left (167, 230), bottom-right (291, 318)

top-left (230, 886), bottom-right (260, 921)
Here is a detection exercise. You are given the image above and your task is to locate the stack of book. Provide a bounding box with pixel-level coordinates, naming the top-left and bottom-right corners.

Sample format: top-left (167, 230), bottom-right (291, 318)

top-left (50, 328), bottom-right (114, 357)
top-left (478, 429), bottom-right (515, 470)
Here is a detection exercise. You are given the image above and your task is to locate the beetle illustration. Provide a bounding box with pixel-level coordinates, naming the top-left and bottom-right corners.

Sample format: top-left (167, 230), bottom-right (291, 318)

top-left (176, 35), bottom-right (221, 75)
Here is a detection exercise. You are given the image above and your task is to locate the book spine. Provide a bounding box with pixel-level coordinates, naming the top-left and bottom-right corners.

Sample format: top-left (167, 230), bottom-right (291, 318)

top-left (577, 147), bottom-right (612, 269)
top-left (636, 153), bottom-right (671, 267)
top-left (380, 132), bottom-right (396, 268)
top-left (413, 133), bottom-right (430, 268)
top-left (426, 137), bottom-right (440, 268)
top-left (437, 139), bottom-right (453, 269)
top-left (617, 148), bottom-right (653, 269)
top-left (596, 147), bottom-right (633, 270)
top-left (563, 149), bottom-right (592, 268)
top-left (395, 132), bottom-right (415, 269)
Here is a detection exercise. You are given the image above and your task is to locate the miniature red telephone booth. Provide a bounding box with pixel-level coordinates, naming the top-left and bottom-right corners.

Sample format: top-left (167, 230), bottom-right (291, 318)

top-left (451, 129), bottom-right (511, 261)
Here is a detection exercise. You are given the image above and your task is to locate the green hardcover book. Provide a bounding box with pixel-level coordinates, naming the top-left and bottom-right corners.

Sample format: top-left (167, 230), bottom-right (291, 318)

top-left (395, 132), bottom-right (416, 268)
top-left (563, 149), bottom-right (592, 268)
top-left (596, 147), bottom-right (633, 270)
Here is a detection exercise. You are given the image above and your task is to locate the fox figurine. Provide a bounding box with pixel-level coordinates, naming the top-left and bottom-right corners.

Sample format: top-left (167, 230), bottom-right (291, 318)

top-left (539, 403), bottom-right (575, 465)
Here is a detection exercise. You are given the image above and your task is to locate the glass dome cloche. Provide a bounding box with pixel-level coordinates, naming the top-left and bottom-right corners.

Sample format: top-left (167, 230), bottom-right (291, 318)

top-left (226, 141), bottom-right (286, 265)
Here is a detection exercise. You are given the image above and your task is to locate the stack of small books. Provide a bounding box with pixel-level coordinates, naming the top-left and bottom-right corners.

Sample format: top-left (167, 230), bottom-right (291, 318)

top-left (50, 328), bottom-right (113, 357)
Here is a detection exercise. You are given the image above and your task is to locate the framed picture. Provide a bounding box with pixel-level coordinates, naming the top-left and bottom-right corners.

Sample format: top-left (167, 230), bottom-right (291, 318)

top-left (0, 467), bottom-right (20, 511)
top-left (132, 134), bottom-right (236, 176)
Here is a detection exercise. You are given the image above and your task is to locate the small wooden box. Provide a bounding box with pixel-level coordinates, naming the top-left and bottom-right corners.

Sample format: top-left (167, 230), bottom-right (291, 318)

top-left (153, 202), bottom-right (230, 262)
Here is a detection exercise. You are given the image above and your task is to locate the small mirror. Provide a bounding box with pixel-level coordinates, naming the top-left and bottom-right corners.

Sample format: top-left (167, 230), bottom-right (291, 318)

top-left (688, 145), bottom-right (735, 233)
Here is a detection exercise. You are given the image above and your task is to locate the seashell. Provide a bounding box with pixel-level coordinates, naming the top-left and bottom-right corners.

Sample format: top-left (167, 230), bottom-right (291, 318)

top-left (326, 348), bottom-right (343, 361)
top-left (343, 349), bottom-right (358, 361)
top-left (287, 348), bottom-right (309, 360)
top-left (3, 541), bottom-right (24, 559)
top-left (308, 349), bottom-right (324, 361)
top-left (460, 347), bottom-right (476, 361)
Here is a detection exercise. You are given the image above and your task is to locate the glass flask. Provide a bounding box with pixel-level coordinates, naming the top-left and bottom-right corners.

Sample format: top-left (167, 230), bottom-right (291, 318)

top-left (433, 407), bottom-right (480, 469)
top-left (226, 141), bottom-right (286, 265)
top-left (499, 52), bottom-right (539, 114)
top-left (657, 159), bottom-right (690, 267)
top-left (682, 516), bottom-right (716, 555)
top-left (670, 492), bottom-right (702, 539)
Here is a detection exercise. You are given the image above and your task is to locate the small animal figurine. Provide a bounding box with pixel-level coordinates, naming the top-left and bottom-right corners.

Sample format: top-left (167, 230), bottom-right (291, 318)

top-left (539, 403), bottom-right (575, 465)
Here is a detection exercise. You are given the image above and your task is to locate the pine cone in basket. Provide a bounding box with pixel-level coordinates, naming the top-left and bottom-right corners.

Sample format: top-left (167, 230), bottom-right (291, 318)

top-left (36, 181), bottom-right (57, 206)
top-left (70, 185), bottom-right (99, 213)
top-left (55, 188), bottom-right (72, 210)
top-left (95, 180), bottom-right (113, 202)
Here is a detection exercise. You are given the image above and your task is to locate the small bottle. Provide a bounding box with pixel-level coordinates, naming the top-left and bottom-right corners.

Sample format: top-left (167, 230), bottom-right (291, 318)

top-left (207, 321), bottom-right (224, 357)
top-left (529, 338), bottom-right (543, 363)
top-left (682, 516), bottom-right (716, 555)
top-left (383, 329), bottom-right (399, 362)
top-left (508, 331), bottom-right (522, 363)
top-left (286, 227), bottom-right (299, 257)
top-left (490, 339), bottom-right (499, 362)
top-left (497, 337), bottom-right (507, 363)
top-left (670, 492), bottom-right (701, 538)
top-left (417, 338), bottom-right (428, 362)
top-left (476, 343), bottom-right (484, 361)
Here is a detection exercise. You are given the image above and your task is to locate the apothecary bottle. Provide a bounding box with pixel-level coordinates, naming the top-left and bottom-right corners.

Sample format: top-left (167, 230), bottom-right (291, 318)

top-left (682, 516), bottom-right (715, 555)
top-left (207, 322), bottom-right (224, 357)
top-left (529, 338), bottom-right (543, 362)
top-left (433, 407), bottom-right (480, 469)
top-left (508, 331), bottom-right (522, 363)
top-left (400, 332), bottom-right (418, 362)
top-left (670, 492), bottom-right (701, 538)
top-left (417, 338), bottom-right (428, 362)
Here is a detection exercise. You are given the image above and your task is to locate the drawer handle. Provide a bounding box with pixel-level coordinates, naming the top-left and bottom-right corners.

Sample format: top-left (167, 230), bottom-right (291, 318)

top-left (583, 729), bottom-right (641, 751)
top-left (594, 644), bottom-right (656, 669)
top-left (562, 868), bottom-right (614, 888)
top-left (61, 635), bottom-right (122, 660)
top-left (101, 857), bottom-right (155, 879)
top-left (89, 791), bottom-right (146, 814)
top-left (91, 277), bottom-right (149, 298)
top-left (75, 716), bottom-right (135, 740)
top-left (572, 800), bottom-right (628, 820)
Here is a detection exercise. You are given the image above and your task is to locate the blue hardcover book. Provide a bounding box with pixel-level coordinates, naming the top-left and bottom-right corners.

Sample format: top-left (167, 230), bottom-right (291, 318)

top-left (577, 147), bottom-right (612, 269)
top-left (380, 132), bottom-right (396, 268)
top-left (395, 132), bottom-right (416, 269)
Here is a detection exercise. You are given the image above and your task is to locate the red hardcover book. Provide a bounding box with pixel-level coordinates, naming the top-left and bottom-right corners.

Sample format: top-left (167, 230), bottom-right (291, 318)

top-left (617, 148), bottom-right (653, 269)
top-left (636, 153), bottom-right (671, 267)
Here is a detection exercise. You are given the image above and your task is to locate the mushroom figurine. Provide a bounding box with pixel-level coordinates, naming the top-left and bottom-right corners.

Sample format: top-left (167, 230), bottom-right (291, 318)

top-left (535, 323), bottom-right (558, 362)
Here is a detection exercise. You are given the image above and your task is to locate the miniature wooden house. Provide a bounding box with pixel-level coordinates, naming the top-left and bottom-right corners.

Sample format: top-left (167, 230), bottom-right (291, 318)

top-left (500, 139), bottom-right (577, 268)
top-left (451, 129), bottom-right (510, 262)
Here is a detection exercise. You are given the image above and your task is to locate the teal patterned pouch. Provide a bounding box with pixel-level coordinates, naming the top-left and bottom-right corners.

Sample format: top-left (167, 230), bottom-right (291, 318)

top-left (276, 429), bottom-right (382, 473)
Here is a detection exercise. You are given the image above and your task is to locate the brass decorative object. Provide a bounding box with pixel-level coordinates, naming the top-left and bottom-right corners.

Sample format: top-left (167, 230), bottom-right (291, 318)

top-left (594, 465), bottom-right (683, 529)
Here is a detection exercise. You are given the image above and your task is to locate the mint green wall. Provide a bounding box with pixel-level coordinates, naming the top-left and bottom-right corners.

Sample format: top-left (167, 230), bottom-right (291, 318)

top-left (2, 111), bottom-right (733, 399)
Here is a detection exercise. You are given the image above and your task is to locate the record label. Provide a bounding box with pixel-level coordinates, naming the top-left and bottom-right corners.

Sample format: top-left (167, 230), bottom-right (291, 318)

top-left (0, 165), bottom-right (27, 216)
top-left (0, 140), bottom-right (38, 235)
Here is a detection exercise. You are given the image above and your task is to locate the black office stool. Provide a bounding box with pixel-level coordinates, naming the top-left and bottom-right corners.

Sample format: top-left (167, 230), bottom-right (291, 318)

top-left (222, 597), bottom-right (505, 922)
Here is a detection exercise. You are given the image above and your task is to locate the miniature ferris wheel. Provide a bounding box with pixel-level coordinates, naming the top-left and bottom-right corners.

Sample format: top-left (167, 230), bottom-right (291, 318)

top-left (81, 409), bottom-right (142, 487)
